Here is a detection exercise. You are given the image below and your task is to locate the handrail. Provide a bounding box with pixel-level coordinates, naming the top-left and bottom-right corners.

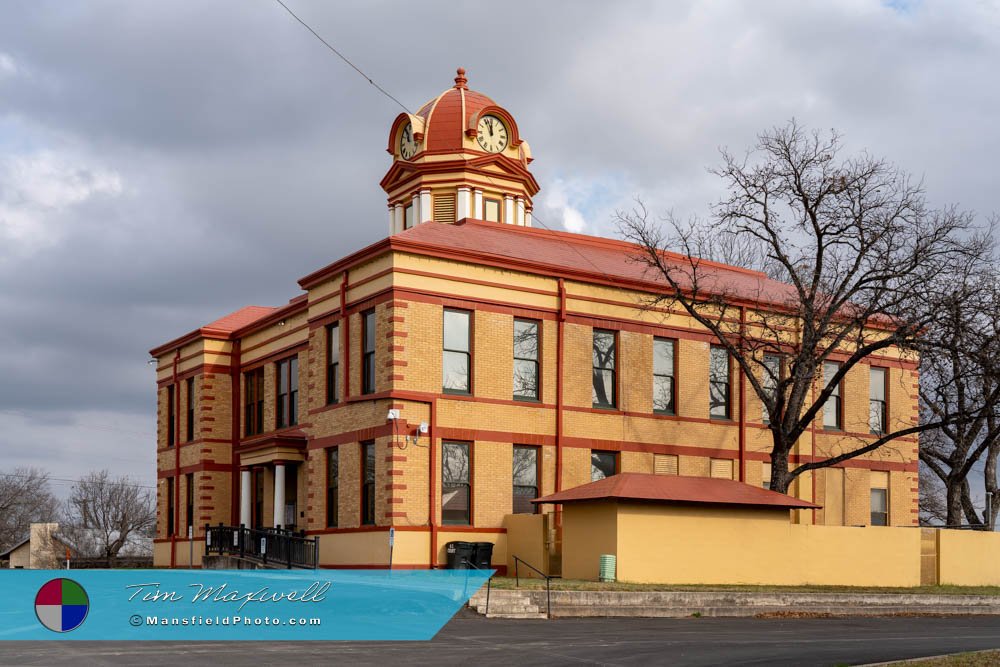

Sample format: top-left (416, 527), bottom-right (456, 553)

top-left (512, 555), bottom-right (560, 619)
top-left (205, 524), bottom-right (319, 569)
top-left (460, 558), bottom-right (493, 617)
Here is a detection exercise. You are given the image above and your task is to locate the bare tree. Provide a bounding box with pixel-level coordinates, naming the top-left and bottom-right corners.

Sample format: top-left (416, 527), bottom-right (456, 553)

top-left (918, 272), bottom-right (1000, 528)
top-left (63, 470), bottom-right (155, 562)
top-left (618, 120), bottom-right (992, 493)
top-left (0, 467), bottom-right (59, 552)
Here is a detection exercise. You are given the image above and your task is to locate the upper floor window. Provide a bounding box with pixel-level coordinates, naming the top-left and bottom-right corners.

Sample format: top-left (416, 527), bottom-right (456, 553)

top-left (362, 310), bottom-right (376, 395)
top-left (166, 384), bottom-right (175, 447)
top-left (185, 377), bottom-right (195, 442)
top-left (361, 440), bottom-right (376, 525)
top-left (166, 477), bottom-right (175, 536)
top-left (512, 445), bottom-right (539, 514)
top-left (244, 368), bottom-right (264, 437)
top-left (761, 354), bottom-right (782, 424)
top-left (327, 323), bottom-right (340, 405)
top-left (326, 448), bottom-right (339, 528)
top-left (870, 367), bottom-right (887, 434)
top-left (709, 345), bottom-right (731, 419)
top-left (591, 450), bottom-right (617, 481)
top-left (513, 319), bottom-right (540, 401)
top-left (592, 329), bottom-right (617, 409)
top-left (823, 361), bottom-right (842, 430)
top-left (276, 357), bottom-right (298, 428)
top-left (442, 441), bottom-right (471, 524)
top-left (484, 198), bottom-right (501, 223)
top-left (653, 337), bottom-right (676, 414)
top-left (443, 309), bottom-right (471, 394)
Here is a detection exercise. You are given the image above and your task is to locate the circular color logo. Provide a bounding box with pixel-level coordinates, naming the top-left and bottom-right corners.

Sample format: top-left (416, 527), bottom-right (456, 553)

top-left (35, 578), bottom-right (89, 633)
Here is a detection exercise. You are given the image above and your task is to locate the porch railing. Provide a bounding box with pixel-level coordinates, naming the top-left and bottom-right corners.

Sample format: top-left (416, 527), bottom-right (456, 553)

top-left (205, 523), bottom-right (319, 569)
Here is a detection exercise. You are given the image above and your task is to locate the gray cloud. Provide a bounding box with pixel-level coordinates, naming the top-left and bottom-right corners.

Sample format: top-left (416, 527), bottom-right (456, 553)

top-left (0, 0), bottom-right (997, 488)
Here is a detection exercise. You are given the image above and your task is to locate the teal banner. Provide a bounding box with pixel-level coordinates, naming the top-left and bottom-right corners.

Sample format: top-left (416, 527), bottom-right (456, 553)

top-left (0, 569), bottom-right (493, 640)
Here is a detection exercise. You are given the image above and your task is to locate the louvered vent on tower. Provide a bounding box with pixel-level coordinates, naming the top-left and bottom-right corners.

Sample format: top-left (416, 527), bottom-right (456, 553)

top-left (433, 193), bottom-right (456, 223)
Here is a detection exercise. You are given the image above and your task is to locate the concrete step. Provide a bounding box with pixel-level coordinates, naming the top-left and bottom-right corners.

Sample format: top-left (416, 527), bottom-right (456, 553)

top-left (484, 611), bottom-right (548, 620)
top-left (547, 604), bottom-right (1000, 618)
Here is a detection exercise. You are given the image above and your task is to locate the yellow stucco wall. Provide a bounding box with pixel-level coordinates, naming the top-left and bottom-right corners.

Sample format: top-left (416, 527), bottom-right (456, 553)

top-left (563, 502), bottom-right (922, 587)
top-left (937, 529), bottom-right (1000, 586)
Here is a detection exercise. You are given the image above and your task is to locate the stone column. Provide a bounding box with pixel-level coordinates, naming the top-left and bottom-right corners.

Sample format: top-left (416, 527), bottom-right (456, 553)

top-left (516, 197), bottom-right (526, 226)
top-left (240, 467), bottom-right (251, 527)
top-left (420, 189), bottom-right (432, 223)
top-left (525, 208), bottom-right (533, 228)
top-left (273, 461), bottom-right (285, 529)
top-left (457, 186), bottom-right (470, 221)
top-left (393, 203), bottom-right (404, 234)
top-left (412, 192), bottom-right (420, 225)
top-left (387, 205), bottom-right (395, 235)
top-left (504, 195), bottom-right (514, 226)
top-left (473, 189), bottom-right (484, 219)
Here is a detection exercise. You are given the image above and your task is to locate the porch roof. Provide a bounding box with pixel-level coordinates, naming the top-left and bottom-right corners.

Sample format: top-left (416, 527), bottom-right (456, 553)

top-left (533, 473), bottom-right (820, 510)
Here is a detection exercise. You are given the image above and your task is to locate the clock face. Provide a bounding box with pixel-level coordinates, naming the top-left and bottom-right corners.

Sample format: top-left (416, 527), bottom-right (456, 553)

top-left (476, 115), bottom-right (509, 153)
top-left (399, 123), bottom-right (417, 160)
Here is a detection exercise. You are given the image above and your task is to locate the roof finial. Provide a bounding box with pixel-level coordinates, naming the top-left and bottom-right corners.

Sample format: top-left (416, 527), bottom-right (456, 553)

top-left (454, 67), bottom-right (468, 89)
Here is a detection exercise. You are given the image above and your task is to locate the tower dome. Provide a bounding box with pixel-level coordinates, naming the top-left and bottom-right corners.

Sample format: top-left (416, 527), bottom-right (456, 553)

top-left (381, 68), bottom-right (539, 233)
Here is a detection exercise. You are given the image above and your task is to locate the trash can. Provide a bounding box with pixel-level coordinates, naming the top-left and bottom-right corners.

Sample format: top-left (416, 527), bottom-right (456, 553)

top-left (471, 542), bottom-right (494, 569)
top-left (599, 554), bottom-right (616, 582)
top-left (445, 541), bottom-right (475, 569)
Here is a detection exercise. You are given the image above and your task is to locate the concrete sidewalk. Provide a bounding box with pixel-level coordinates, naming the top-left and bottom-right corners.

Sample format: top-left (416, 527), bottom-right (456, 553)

top-left (469, 588), bottom-right (1000, 619)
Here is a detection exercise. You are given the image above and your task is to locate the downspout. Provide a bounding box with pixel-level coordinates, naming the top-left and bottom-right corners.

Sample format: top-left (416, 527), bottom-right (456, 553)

top-left (554, 279), bottom-right (567, 557)
top-left (230, 339), bottom-right (242, 525)
top-left (341, 273), bottom-right (350, 399)
top-left (738, 306), bottom-right (746, 483)
top-left (428, 397), bottom-right (438, 568)
top-left (171, 349), bottom-right (181, 568)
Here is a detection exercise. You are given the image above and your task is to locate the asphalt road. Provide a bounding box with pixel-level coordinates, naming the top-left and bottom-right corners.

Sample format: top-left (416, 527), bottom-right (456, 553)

top-left (4, 612), bottom-right (1000, 666)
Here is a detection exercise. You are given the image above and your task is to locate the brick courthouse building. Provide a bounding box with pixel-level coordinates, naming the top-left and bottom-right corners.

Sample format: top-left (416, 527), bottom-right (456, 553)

top-left (151, 70), bottom-right (918, 569)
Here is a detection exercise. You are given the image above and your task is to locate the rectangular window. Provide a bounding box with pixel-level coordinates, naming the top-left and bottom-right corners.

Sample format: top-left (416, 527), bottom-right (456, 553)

top-left (591, 450), bottom-right (617, 481)
top-left (361, 440), bottom-right (375, 525)
top-left (326, 448), bottom-right (338, 528)
top-left (513, 319), bottom-right (540, 401)
top-left (443, 309), bottom-right (471, 394)
top-left (362, 310), bottom-right (376, 395)
top-left (762, 462), bottom-right (772, 490)
top-left (870, 367), bottom-right (887, 434)
top-left (512, 445), bottom-right (539, 514)
top-left (484, 198), bottom-right (501, 223)
top-left (870, 487), bottom-right (888, 526)
top-left (442, 441), bottom-right (471, 524)
top-left (276, 357), bottom-right (299, 428)
top-left (404, 203), bottom-right (414, 229)
top-left (761, 354), bottom-right (782, 424)
top-left (166, 477), bottom-right (175, 536)
top-left (185, 472), bottom-right (194, 532)
top-left (326, 323), bottom-right (340, 405)
top-left (592, 329), bottom-right (617, 408)
top-left (166, 384), bottom-right (175, 447)
top-left (709, 345), bottom-right (731, 419)
top-left (823, 361), bottom-right (842, 429)
top-left (244, 368), bottom-right (265, 437)
top-left (185, 377), bottom-right (195, 442)
top-left (653, 338), bottom-right (676, 414)
top-left (710, 458), bottom-right (734, 480)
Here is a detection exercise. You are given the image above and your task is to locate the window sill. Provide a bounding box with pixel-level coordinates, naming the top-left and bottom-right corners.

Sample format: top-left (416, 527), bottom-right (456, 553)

top-left (443, 389), bottom-right (472, 396)
top-left (514, 396), bottom-right (541, 403)
top-left (823, 426), bottom-right (843, 432)
top-left (710, 416), bottom-right (734, 422)
top-left (592, 404), bottom-right (618, 411)
top-left (653, 410), bottom-right (676, 417)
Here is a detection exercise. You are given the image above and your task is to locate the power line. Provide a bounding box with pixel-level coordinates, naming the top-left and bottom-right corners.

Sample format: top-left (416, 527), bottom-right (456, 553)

top-left (0, 472), bottom-right (156, 491)
top-left (273, 0), bottom-right (411, 114)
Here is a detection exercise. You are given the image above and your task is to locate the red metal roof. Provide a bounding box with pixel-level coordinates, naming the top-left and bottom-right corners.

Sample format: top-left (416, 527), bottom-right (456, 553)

top-left (201, 306), bottom-right (277, 334)
top-left (532, 473), bottom-right (820, 509)
top-left (391, 219), bottom-right (797, 306)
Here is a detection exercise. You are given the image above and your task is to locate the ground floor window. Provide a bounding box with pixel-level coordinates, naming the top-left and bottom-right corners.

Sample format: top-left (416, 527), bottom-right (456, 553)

top-left (326, 448), bottom-right (339, 528)
top-left (870, 488), bottom-right (888, 526)
top-left (512, 445), bottom-right (539, 514)
top-left (591, 450), bottom-right (617, 481)
top-left (361, 441), bottom-right (375, 525)
top-left (442, 441), bottom-right (471, 524)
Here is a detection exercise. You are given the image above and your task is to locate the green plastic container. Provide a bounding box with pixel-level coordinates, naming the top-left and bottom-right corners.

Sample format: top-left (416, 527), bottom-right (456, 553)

top-left (599, 554), bottom-right (616, 582)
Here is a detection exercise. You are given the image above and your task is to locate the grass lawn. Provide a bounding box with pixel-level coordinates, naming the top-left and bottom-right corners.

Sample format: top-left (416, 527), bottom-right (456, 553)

top-left (487, 576), bottom-right (1000, 596)
top-left (881, 650), bottom-right (1000, 666)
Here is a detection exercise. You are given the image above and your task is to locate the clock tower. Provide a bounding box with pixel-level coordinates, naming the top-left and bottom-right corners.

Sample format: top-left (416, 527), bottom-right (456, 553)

top-left (381, 68), bottom-right (540, 233)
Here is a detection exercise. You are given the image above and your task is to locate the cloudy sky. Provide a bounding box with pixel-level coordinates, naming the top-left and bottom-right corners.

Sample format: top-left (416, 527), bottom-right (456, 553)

top-left (1, 0), bottom-right (998, 495)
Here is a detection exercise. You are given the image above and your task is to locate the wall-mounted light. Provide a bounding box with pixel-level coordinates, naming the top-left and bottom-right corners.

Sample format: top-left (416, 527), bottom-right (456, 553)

top-left (277, 320), bottom-right (287, 327)
top-left (147, 359), bottom-right (157, 365)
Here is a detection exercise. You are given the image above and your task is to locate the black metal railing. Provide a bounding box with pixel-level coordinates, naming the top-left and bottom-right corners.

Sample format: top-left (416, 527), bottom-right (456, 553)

top-left (460, 558), bottom-right (493, 616)
top-left (205, 524), bottom-right (319, 569)
top-left (513, 555), bottom-right (560, 619)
